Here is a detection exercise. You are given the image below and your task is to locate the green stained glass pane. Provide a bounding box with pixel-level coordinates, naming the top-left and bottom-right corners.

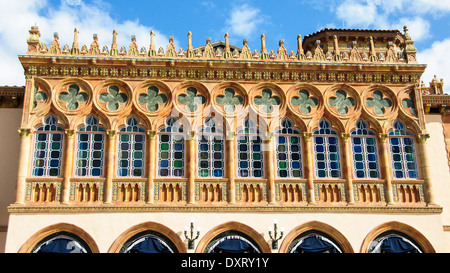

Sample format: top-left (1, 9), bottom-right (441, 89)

top-left (35, 159), bottom-right (44, 167)
top-left (278, 145), bottom-right (286, 152)
top-left (329, 153), bottom-right (338, 161)
top-left (214, 144), bottom-right (222, 151)
top-left (366, 138), bottom-right (375, 145)
top-left (133, 169), bottom-right (142, 176)
top-left (160, 151), bottom-right (169, 159)
top-left (292, 170), bottom-right (301, 177)
top-left (78, 159), bottom-right (87, 167)
top-left (406, 153), bottom-right (414, 161)
top-left (279, 161), bottom-right (287, 169)
top-left (174, 160), bottom-right (183, 168)
top-left (318, 170), bottom-right (326, 178)
top-left (239, 153), bottom-right (248, 160)
top-left (121, 134), bottom-right (130, 142)
top-left (120, 151), bottom-right (129, 159)
top-left (37, 142), bottom-right (46, 149)
top-left (290, 137), bottom-right (299, 144)
top-left (200, 152), bottom-right (209, 159)
top-left (92, 151), bottom-right (102, 158)
top-left (200, 169), bottom-right (209, 177)
top-left (160, 143), bottom-right (169, 151)
top-left (252, 153), bottom-right (261, 161)
top-left (134, 151), bottom-right (143, 159)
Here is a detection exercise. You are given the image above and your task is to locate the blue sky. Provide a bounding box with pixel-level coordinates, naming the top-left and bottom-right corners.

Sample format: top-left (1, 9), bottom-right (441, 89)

top-left (1, 0), bottom-right (449, 92)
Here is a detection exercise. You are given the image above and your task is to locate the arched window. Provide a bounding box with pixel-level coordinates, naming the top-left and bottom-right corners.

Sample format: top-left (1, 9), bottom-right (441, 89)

top-left (117, 116), bottom-right (146, 177)
top-left (368, 231), bottom-right (422, 253)
top-left (75, 116), bottom-right (105, 177)
top-left (205, 231), bottom-right (261, 253)
top-left (313, 119), bottom-right (340, 178)
top-left (120, 231), bottom-right (178, 253)
top-left (32, 115), bottom-right (64, 177)
top-left (351, 120), bottom-right (380, 179)
top-left (158, 117), bottom-right (185, 177)
top-left (388, 120), bottom-right (418, 179)
top-left (198, 117), bottom-right (225, 178)
top-left (32, 232), bottom-right (91, 253)
top-left (288, 231), bottom-right (342, 253)
top-left (236, 118), bottom-right (263, 178)
top-left (275, 119), bottom-right (302, 178)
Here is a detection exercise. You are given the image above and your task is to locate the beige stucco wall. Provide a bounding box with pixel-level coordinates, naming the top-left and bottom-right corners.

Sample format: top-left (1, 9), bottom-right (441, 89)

top-left (0, 108), bottom-right (22, 252)
top-left (4, 211), bottom-right (445, 253)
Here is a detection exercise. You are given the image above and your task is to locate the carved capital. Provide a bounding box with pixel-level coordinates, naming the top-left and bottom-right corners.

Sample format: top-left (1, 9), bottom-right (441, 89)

top-left (340, 133), bottom-right (350, 142)
top-left (378, 133), bottom-right (388, 142)
top-left (106, 130), bottom-right (116, 138)
top-left (65, 129), bottom-right (75, 137)
top-left (147, 130), bottom-right (156, 138)
top-left (417, 134), bottom-right (430, 143)
top-left (226, 131), bottom-right (235, 140)
top-left (302, 132), bottom-right (312, 141)
top-left (18, 128), bottom-right (31, 137)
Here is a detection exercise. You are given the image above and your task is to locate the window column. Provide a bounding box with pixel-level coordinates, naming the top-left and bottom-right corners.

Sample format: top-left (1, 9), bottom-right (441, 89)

top-left (226, 131), bottom-right (236, 204)
top-left (341, 133), bottom-right (355, 205)
top-left (104, 130), bottom-right (116, 204)
top-left (15, 128), bottom-right (32, 204)
top-left (61, 129), bottom-right (75, 204)
top-left (303, 132), bottom-right (315, 204)
top-left (187, 131), bottom-right (196, 204)
top-left (146, 130), bottom-right (156, 204)
top-left (417, 134), bottom-right (437, 205)
top-left (378, 133), bottom-right (394, 205)
top-left (264, 132), bottom-right (276, 205)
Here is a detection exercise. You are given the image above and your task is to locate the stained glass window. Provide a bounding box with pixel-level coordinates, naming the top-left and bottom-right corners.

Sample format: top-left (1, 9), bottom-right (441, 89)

top-left (75, 116), bottom-right (105, 177)
top-left (198, 117), bottom-right (225, 177)
top-left (313, 119), bottom-right (340, 178)
top-left (32, 115), bottom-right (64, 177)
top-left (158, 117), bottom-right (185, 177)
top-left (236, 118), bottom-right (263, 178)
top-left (117, 116), bottom-right (146, 177)
top-left (351, 120), bottom-right (379, 179)
top-left (388, 120), bottom-right (418, 179)
top-left (276, 119), bottom-right (302, 178)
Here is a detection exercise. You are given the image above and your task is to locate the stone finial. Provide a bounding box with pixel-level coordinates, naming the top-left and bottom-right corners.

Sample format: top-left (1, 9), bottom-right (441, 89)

top-left (49, 32), bottom-right (61, 54)
top-left (71, 28), bottom-right (79, 55)
top-left (27, 25), bottom-right (41, 54)
top-left (260, 33), bottom-right (268, 60)
top-left (128, 35), bottom-right (138, 56)
top-left (297, 34), bottom-right (305, 60)
top-left (240, 38), bottom-right (251, 59)
top-left (430, 75), bottom-right (444, 95)
top-left (369, 36), bottom-right (377, 62)
top-left (110, 29), bottom-right (118, 56)
top-left (186, 31), bottom-right (194, 57)
top-left (332, 35), bottom-right (342, 61)
top-left (224, 33), bottom-right (232, 59)
top-left (166, 35), bottom-right (176, 57)
top-left (148, 30), bottom-right (156, 57)
top-left (89, 34), bottom-right (100, 55)
top-left (277, 39), bottom-right (288, 60)
top-left (402, 25), bottom-right (417, 63)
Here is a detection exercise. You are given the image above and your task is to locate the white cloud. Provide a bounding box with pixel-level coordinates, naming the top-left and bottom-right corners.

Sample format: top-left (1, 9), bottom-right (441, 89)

top-left (391, 17), bottom-right (431, 41)
top-left (224, 4), bottom-right (264, 38)
top-left (0, 0), bottom-right (171, 86)
top-left (336, 0), bottom-right (378, 28)
top-left (417, 38), bottom-right (450, 94)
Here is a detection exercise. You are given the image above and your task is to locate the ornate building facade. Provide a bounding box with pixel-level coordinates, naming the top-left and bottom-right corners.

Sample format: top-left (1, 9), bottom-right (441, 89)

top-left (3, 25), bottom-right (450, 253)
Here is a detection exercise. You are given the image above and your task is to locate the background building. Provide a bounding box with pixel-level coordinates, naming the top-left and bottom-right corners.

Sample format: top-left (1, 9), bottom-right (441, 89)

top-left (1, 25), bottom-right (450, 253)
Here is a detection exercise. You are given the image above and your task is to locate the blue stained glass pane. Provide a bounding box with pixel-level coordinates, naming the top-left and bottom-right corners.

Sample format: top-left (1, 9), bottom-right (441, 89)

top-left (408, 171), bottom-right (417, 178)
top-left (160, 160), bottom-right (169, 168)
top-left (366, 146), bottom-right (375, 153)
top-left (278, 137), bottom-right (286, 144)
top-left (315, 137), bottom-right (324, 144)
top-left (240, 161), bottom-right (249, 168)
top-left (328, 137), bottom-right (337, 144)
top-left (317, 170), bottom-right (326, 178)
top-left (356, 170), bottom-right (365, 178)
top-left (134, 160), bottom-right (143, 168)
top-left (239, 144), bottom-right (248, 151)
top-left (354, 146), bottom-right (362, 153)
top-left (253, 170), bottom-right (262, 177)
top-left (355, 162), bottom-right (364, 170)
top-left (292, 162), bottom-right (300, 169)
top-left (253, 145), bottom-right (260, 152)
top-left (330, 162), bottom-right (339, 170)
top-left (395, 171), bottom-right (404, 178)
top-left (390, 138), bottom-right (399, 145)
top-left (315, 145), bottom-right (324, 153)
top-left (329, 145), bottom-right (337, 153)
top-left (92, 168), bottom-right (101, 176)
top-left (317, 162), bottom-right (326, 169)
top-left (214, 170), bottom-right (223, 177)
top-left (253, 161), bottom-right (262, 169)
top-left (174, 143), bottom-right (183, 150)
top-left (200, 144), bottom-right (208, 151)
